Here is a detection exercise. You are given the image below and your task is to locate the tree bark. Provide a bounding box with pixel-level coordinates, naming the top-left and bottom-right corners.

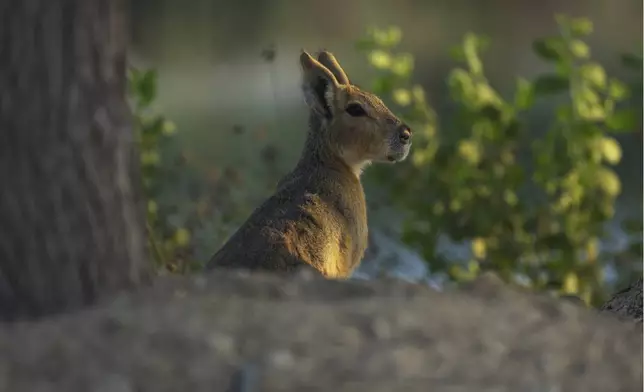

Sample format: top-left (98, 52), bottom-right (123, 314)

top-left (0, 0), bottom-right (149, 321)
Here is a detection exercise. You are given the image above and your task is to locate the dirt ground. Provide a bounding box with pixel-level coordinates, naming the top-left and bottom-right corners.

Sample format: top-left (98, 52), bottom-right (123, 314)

top-left (0, 270), bottom-right (641, 392)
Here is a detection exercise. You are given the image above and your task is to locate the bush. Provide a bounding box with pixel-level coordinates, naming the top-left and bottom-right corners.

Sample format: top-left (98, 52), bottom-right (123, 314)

top-left (127, 68), bottom-right (285, 274)
top-left (357, 15), bottom-right (642, 305)
top-left (127, 68), bottom-right (197, 273)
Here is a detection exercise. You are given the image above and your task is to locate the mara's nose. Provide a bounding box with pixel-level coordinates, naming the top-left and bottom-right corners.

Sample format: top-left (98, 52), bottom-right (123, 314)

top-left (398, 125), bottom-right (412, 145)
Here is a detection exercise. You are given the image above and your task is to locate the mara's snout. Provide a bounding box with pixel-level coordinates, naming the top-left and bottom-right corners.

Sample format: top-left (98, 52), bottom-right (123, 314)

top-left (386, 123), bottom-right (412, 162)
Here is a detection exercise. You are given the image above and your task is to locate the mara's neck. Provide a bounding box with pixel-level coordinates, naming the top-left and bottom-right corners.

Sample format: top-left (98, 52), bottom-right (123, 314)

top-left (296, 115), bottom-right (368, 178)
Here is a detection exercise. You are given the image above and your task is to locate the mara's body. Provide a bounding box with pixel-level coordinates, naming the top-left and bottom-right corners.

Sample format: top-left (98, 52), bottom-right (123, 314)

top-left (207, 51), bottom-right (412, 278)
top-left (209, 140), bottom-right (367, 277)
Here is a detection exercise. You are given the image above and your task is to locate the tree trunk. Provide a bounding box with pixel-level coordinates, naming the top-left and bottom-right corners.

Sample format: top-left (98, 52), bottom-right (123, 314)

top-left (0, 0), bottom-right (149, 321)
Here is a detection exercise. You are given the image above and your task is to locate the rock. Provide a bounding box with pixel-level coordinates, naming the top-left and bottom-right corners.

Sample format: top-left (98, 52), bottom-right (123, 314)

top-left (560, 294), bottom-right (587, 307)
top-left (0, 270), bottom-right (641, 392)
top-left (601, 278), bottom-right (643, 323)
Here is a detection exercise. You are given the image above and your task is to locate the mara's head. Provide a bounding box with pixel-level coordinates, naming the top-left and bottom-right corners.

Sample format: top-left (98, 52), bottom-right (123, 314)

top-left (299, 50), bottom-right (412, 172)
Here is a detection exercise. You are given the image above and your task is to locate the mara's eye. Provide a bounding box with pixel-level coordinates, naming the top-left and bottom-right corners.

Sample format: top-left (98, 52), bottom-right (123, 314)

top-left (345, 103), bottom-right (367, 117)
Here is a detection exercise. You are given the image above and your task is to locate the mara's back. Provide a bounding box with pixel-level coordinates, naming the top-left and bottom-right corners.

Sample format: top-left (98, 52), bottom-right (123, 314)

top-left (208, 161), bottom-right (367, 277)
top-left (206, 50), bottom-right (412, 278)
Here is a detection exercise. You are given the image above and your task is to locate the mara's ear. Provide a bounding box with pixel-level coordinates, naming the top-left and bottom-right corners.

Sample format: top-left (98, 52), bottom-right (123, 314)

top-left (300, 50), bottom-right (341, 119)
top-left (317, 51), bottom-right (350, 86)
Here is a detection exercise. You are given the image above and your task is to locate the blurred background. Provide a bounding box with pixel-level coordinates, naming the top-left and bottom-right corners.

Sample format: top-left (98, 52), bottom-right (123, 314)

top-left (127, 0), bottom-right (643, 304)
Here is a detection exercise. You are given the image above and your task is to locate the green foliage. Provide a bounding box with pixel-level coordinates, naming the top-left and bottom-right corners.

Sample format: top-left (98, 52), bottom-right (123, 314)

top-left (127, 67), bottom-right (288, 274)
top-left (128, 68), bottom-right (225, 273)
top-left (358, 17), bottom-right (641, 305)
top-left (617, 49), bottom-right (643, 131)
top-left (128, 67), bottom-right (200, 273)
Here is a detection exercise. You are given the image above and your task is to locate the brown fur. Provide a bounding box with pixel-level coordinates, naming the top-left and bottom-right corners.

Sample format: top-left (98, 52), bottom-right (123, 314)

top-left (206, 50), bottom-right (412, 278)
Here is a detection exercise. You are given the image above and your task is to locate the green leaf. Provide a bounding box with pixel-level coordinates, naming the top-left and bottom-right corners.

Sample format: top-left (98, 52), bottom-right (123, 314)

top-left (391, 53), bottom-right (414, 76)
top-left (504, 119), bottom-right (521, 138)
top-left (539, 233), bottom-right (574, 252)
top-left (479, 104), bottom-right (503, 122)
top-left (606, 109), bottom-right (636, 132)
top-left (532, 37), bottom-right (564, 62)
top-left (463, 33), bottom-right (485, 75)
top-left (372, 26), bottom-right (402, 48)
top-left (368, 50), bottom-right (392, 69)
top-left (575, 86), bottom-right (605, 120)
top-left (569, 18), bottom-right (593, 36)
top-left (554, 62), bottom-right (573, 77)
top-left (411, 85), bottom-right (426, 103)
top-left (578, 86), bottom-right (600, 104)
top-left (596, 168), bottom-right (621, 197)
top-left (608, 79), bottom-right (629, 100)
top-left (475, 84), bottom-right (501, 106)
top-left (173, 228), bottom-right (191, 247)
top-left (555, 106), bottom-right (573, 122)
top-left (448, 68), bottom-right (475, 101)
top-left (514, 78), bottom-right (535, 110)
top-left (621, 53), bottom-right (643, 71)
top-left (569, 39), bottom-right (590, 59)
top-left (140, 150), bottom-right (161, 166)
top-left (579, 63), bottom-right (606, 88)
top-left (598, 136), bottom-right (622, 165)
top-left (533, 74), bottom-right (570, 96)
top-left (137, 70), bottom-right (158, 108)
top-left (141, 117), bottom-right (165, 137)
top-left (472, 238), bottom-right (487, 259)
top-left (576, 100), bottom-right (605, 121)
top-left (504, 190), bottom-right (518, 206)
top-left (449, 46), bottom-right (466, 61)
top-left (562, 272), bottom-right (580, 295)
top-left (458, 139), bottom-right (482, 165)
top-left (147, 200), bottom-right (158, 215)
top-left (162, 120), bottom-right (177, 136)
top-left (393, 88), bottom-right (412, 106)
top-left (387, 27), bottom-right (403, 46)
